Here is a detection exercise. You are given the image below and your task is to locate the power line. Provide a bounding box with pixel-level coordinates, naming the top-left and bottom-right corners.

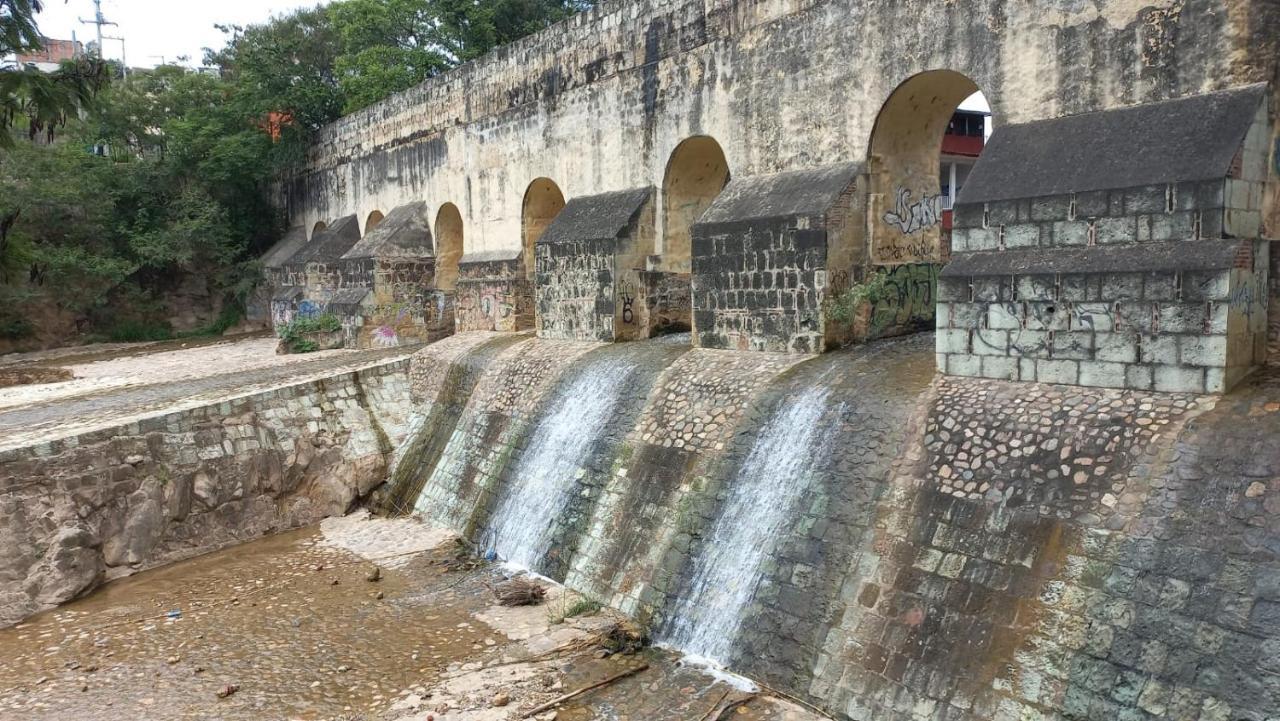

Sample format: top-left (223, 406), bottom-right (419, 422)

top-left (78, 0), bottom-right (117, 60)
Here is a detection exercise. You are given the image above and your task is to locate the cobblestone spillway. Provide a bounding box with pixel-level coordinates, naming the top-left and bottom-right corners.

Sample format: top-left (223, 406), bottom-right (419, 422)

top-left (478, 337), bottom-right (689, 573)
top-left (656, 382), bottom-right (837, 664)
top-left (390, 330), bottom-right (1280, 721)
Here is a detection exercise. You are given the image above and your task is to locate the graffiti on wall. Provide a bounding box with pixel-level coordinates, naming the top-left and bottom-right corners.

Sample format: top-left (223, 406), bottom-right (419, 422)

top-left (882, 187), bottom-right (943, 235)
top-left (867, 263), bottom-right (940, 337)
top-left (371, 325), bottom-right (400, 347)
top-left (297, 299), bottom-right (323, 318)
top-left (874, 186), bottom-right (943, 264)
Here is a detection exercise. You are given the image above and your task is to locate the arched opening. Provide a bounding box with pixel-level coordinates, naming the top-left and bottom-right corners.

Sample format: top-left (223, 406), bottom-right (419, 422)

top-left (434, 202), bottom-right (464, 291)
top-left (365, 210), bottom-right (386, 234)
top-left (661, 136), bottom-right (729, 274)
top-left (311, 221), bottom-right (328, 239)
top-left (521, 178), bottom-right (566, 280)
top-left (866, 70), bottom-right (991, 263)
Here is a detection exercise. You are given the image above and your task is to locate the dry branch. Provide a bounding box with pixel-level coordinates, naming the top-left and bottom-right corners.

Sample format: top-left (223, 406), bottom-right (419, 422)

top-left (519, 663), bottom-right (649, 718)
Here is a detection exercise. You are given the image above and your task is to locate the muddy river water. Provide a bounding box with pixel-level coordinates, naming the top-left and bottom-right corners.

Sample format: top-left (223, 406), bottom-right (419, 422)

top-left (0, 514), bottom-right (819, 721)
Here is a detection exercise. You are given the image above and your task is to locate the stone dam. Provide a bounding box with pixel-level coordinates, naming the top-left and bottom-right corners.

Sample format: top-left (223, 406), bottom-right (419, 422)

top-left (5, 0), bottom-right (1280, 717)
top-left (4, 328), bottom-right (1279, 720)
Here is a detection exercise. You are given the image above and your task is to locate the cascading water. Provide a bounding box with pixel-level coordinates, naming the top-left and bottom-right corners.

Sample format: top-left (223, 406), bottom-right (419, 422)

top-left (658, 384), bottom-right (838, 665)
top-left (482, 341), bottom-right (685, 571)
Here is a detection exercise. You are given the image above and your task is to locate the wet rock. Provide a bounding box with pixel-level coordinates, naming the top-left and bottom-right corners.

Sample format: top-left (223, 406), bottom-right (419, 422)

top-left (28, 525), bottom-right (104, 607)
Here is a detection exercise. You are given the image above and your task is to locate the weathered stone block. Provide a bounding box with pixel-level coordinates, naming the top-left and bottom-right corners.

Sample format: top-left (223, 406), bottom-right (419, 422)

top-left (1079, 361), bottom-right (1128, 388)
top-left (1125, 364), bottom-right (1154, 390)
top-left (1096, 217), bottom-right (1137, 245)
top-left (1178, 335), bottom-right (1227, 367)
top-left (1140, 334), bottom-right (1179, 364)
top-left (988, 303), bottom-right (1022, 330)
top-left (1073, 303), bottom-right (1115, 331)
top-left (1037, 359), bottom-right (1080, 385)
top-left (981, 356), bottom-right (1019, 380)
top-left (1101, 274), bottom-right (1142, 300)
top-left (947, 353), bottom-right (982, 377)
top-left (1154, 364), bottom-right (1206, 393)
top-left (1005, 223), bottom-right (1041, 249)
top-left (936, 329), bottom-right (971, 355)
top-left (973, 330), bottom-right (1009, 356)
top-left (1054, 220), bottom-right (1090, 246)
top-left (1053, 331), bottom-right (1094, 359)
top-left (1095, 333), bottom-right (1139, 363)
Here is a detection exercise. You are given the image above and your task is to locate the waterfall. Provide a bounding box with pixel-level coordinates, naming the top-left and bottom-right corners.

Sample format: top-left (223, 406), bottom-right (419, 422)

top-left (659, 384), bottom-right (836, 664)
top-left (482, 349), bottom-right (649, 571)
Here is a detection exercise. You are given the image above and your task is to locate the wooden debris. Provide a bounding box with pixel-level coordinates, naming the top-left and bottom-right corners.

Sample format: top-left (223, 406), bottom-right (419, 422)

top-left (520, 663), bottom-right (649, 718)
top-left (492, 577), bottom-right (547, 606)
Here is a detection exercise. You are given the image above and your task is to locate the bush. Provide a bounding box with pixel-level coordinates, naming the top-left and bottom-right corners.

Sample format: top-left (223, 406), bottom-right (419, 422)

top-left (278, 312), bottom-right (341, 353)
top-left (102, 318), bottom-right (174, 343)
top-left (825, 270), bottom-right (891, 324)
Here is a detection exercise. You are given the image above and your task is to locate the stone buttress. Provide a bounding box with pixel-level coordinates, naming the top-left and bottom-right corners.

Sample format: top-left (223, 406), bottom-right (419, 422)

top-left (938, 84), bottom-right (1275, 393)
top-left (535, 186), bottom-right (692, 342)
top-left (337, 201), bottom-right (456, 349)
top-left (454, 250), bottom-right (535, 333)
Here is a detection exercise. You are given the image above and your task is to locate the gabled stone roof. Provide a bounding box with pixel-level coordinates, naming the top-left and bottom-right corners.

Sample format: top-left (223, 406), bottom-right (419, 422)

top-left (696, 162), bottom-right (862, 228)
top-left (538, 187), bottom-right (653, 245)
top-left (959, 84), bottom-right (1268, 204)
top-left (342, 202), bottom-right (434, 260)
top-left (271, 285), bottom-right (304, 302)
top-left (288, 215), bottom-right (361, 265)
top-left (327, 287), bottom-right (371, 309)
top-left (459, 248), bottom-right (523, 265)
top-left (940, 239), bottom-right (1242, 277)
top-left (261, 226), bottom-right (307, 269)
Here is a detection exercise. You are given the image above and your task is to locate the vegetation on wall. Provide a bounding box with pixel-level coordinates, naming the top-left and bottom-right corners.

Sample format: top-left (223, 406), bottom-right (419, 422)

top-left (0, 0), bottom-right (593, 348)
top-left (278, 313), bottom-right (343, 354)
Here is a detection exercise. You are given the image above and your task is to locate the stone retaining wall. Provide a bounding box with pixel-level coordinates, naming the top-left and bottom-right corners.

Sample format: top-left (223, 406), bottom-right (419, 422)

top-left (0, 358), bottom-right (412, 627)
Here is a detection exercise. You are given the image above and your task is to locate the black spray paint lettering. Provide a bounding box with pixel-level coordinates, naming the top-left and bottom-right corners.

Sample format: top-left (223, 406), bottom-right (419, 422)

top-left (882, 187), bottom-right (944, 235)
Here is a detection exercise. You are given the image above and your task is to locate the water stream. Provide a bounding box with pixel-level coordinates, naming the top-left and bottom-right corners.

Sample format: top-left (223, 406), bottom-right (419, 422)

top-left (482, 339), bottom-right (687, 572)
top-left (657, 383), bottom-right (838, 664)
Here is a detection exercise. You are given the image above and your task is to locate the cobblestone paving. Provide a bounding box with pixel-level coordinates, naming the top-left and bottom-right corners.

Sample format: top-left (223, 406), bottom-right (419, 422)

top-left (0, 344), bottom-right (413, 449)
top-left (0, 336), bottom-right (394, 411)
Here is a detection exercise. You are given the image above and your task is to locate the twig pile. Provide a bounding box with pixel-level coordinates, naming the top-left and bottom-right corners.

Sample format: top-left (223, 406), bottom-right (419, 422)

top-left (492, 577), bottom-right (547, 606)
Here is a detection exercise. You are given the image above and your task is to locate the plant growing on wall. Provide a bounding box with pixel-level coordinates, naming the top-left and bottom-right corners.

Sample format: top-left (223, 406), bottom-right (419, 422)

top-left (278, 313), bottom-right (342, 353)
top-left (824, 269), bottom-right (891, 324)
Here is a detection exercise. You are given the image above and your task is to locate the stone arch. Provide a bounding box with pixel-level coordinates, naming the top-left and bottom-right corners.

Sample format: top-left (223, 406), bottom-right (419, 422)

top-left (866, 70), bottom-right (988, 264)
top-left (521, 178), bottom-right (566, 280)
top-left (365, 210), bottom-right (386, 234)
top-left (661, 136), bottom-right (730, 274)
top-left (434, 202), bottom-right (464, 291)
top-left (311, 221), bottom-right (328, 239)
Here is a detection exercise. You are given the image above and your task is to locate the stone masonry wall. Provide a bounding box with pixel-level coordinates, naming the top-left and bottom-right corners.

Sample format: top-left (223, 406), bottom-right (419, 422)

top-left (455, 255), bottom-right (535, 333)
top-left (691, 219), bottom-right (829, 353)
top-left (379, 331), bottom-right (1280, 720)
top-left (535, 237), bottom-right (617, 341)
top-left (287, 0), bottom-right (1276, 254)
top-left (810, 370), bottom-right (1280, 721)
top-left (566, 346), bottom-right (804, 619)
top-left (0, 359), bottom-right (413, 627)
top-left (411, 337), bottom-right (598, 533)
top-left (938, 179), bottom-right (1268, 393)
top-left (939, 94), bottom-right (1275, 393)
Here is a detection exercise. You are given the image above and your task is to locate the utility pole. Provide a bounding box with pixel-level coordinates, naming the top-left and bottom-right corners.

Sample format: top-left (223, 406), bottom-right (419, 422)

top-left (103, 35), bottom-right (126, 77)
top-left (79, 0), bottom-right (117, 60)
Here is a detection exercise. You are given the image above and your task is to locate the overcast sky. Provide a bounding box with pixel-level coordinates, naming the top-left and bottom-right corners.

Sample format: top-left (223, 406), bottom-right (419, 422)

top-left (34, 0), bottom-right (320, 68)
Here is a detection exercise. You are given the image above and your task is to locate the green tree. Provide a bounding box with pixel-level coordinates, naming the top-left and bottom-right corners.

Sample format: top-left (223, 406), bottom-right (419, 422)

top-left (1, 1), bottom-right (109, 148)
top-left (327, 0), bottom-right (592, 114)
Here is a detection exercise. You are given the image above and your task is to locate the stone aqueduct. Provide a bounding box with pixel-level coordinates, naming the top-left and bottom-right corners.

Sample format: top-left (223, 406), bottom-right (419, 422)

top-left (271, 0), bottom-right (1280, 392)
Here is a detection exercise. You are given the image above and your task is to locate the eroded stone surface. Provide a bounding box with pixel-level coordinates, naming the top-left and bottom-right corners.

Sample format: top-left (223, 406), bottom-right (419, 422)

top-left (0, 355), bottom-right (413, 627)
